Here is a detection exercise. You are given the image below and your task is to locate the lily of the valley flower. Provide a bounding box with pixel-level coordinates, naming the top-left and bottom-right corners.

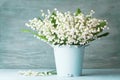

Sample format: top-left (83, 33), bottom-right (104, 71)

top-left (25, 8), bottom-right (109, 45)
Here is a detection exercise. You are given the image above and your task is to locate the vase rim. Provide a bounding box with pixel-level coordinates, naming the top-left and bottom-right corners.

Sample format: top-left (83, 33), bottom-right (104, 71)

top-left (46, 42), bottom-right (89, 48)
top-left (52, 44), bottom-right (89, 48)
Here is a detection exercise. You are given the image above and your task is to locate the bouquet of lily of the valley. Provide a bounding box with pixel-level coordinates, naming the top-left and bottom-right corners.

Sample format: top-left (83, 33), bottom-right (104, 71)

top-left (25, 8), bottom-right (109, 46)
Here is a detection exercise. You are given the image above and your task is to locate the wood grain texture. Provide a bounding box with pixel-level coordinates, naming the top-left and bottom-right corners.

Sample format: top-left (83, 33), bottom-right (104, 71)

top-left (0, 0), bottom-right (120, 68)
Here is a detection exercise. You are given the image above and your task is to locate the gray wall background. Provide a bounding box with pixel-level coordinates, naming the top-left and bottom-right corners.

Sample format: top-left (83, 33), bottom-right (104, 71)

top-left (0, 0), bottom-right (120, 69)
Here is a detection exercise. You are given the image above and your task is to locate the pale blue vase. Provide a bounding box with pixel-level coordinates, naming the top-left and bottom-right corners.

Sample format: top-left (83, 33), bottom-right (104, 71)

top-left (53, 45), bottom-right (85, 77)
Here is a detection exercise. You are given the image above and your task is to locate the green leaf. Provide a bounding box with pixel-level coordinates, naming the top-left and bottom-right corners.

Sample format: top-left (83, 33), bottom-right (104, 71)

top-left (38, 17), bottom-right (43, 21)
top-left (97, 21), bottom-right (107, 28)
top-left (92, 21), bottom-right (107, 35)
top-left (75, 8), bottom-right (82, 16)
top-left (51, 12), bottom-right (56, 16)
top-left (21, 29), bottom-right (48, 41)
top-left (21, 29), bottom-right (31, 33)
top-left (88, 38), bottom-right (95, 42)
top-left (97, 32), bottom-right (109, 38)
top-left (50, 12), bottom-right (57, 28)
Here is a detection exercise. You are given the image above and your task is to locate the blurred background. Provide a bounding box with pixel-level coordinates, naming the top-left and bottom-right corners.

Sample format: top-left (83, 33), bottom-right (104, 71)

top-left (0, 0), bottom-right (120, 69)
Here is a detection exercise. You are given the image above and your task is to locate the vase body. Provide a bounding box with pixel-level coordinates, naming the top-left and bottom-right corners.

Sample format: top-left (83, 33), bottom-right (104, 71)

top-left (53, 45), bottom-right (85, 77)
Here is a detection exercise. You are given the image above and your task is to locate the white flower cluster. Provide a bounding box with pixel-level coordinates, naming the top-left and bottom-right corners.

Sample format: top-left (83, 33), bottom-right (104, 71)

top-left (18, 70), bottom-right (55, 76)
top-left (25, 8), bottom-right (108, 45)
